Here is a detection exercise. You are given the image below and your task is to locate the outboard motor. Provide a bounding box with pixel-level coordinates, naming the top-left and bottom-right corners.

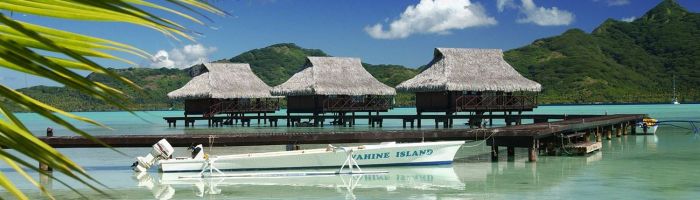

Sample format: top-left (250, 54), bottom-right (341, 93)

top-left (132, 139), bottom-right (175, 172)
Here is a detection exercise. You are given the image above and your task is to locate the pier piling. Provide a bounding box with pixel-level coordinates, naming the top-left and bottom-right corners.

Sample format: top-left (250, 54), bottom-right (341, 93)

top-left (491, 145), bottom-right (499, 162)
top-left (528, 147), bottom-right (537, 162)
top-left (507, 146), bottom-right (515, 158)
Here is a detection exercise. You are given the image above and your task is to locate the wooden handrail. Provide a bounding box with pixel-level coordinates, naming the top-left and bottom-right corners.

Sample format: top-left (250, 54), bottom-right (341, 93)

top-left (455, 95), bottom-right (537, 111)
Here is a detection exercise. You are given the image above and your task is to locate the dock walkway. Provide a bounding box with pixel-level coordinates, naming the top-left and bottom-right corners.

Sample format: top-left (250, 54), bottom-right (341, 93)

top-left (162, 114), bottom-right (604, 128)
top-left (32, 114), bottom-right (645, 162)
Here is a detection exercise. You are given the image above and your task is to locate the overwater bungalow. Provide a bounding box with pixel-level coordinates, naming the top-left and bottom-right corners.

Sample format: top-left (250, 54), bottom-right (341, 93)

top-left (272, 57), bottom-right (395, 124)
top-left (396, 48), bottom-right (541, 125)
top-left (168, 62), bottom-right (280, 117)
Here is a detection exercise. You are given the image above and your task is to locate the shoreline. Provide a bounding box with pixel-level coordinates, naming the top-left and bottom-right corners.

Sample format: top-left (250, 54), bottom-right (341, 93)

top-left (9, 103), bottom-right (697, 114)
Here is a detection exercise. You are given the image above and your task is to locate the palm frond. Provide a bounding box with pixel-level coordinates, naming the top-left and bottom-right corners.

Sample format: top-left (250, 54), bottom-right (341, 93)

top-left (0, 0), bottom-right (225, 199)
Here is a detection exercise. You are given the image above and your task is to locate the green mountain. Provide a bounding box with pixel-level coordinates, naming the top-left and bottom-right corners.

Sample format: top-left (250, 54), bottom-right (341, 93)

top-left (504, 0), bottom-right (700, 103)
top-left (12, 43), bottom-right (418, 111)
top-left (11, 0), bottom-right (699, 111)
top-left (15, 68), bottom-right (191, 111)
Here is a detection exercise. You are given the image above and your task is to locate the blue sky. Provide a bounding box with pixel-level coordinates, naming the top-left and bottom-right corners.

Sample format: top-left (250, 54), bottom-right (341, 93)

top-left (2, 0), bottom-right (699, 88)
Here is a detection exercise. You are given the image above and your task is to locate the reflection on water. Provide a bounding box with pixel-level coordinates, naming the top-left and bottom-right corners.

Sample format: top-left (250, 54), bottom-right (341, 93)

top-left (132, 166), bottom-right (465, 199)
top-left (2, 105), bottom-right (700, 199)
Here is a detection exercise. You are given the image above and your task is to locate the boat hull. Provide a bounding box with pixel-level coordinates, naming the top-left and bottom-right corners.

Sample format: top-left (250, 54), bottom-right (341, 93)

top-left (159, 141), bottom-right (465, 172)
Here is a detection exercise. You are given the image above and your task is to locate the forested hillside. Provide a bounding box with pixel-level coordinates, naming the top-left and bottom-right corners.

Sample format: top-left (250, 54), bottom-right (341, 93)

top-left (12, 0), bottom-right (699, 111)
top-left (505, 0), bottom-right (700, 103)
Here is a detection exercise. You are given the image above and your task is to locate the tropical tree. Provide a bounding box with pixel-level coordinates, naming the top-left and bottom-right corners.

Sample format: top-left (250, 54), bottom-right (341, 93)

top-left (0, 1), bottom-right (223, 199)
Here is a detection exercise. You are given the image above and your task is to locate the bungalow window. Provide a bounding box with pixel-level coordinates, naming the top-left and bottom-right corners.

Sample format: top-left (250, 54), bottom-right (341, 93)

top-left (240, 98), bottom-right (250, 106)
top-left (351, 95), bottom-right (365, 103)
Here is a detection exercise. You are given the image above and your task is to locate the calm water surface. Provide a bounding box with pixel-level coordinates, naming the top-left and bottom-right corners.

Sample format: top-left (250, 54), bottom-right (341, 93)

top-left (2, 104), bottom-right (699, 199)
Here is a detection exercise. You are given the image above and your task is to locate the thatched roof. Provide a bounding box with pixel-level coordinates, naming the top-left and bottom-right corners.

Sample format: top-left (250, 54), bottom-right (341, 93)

top-left (396, 48), bottom-right (541, 93)
top-left (167, 63), bottom-right (276, 99)
top-left (271, 57), bottom-right (396, 96)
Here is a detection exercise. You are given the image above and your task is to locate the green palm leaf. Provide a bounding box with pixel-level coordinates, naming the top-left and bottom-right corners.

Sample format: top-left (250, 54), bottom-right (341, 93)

top-left (0, 1), bottom-right (224, 199)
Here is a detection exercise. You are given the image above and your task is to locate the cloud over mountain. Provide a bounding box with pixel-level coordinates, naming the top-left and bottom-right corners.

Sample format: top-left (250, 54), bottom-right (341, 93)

top-left (365, 0), bottom-right (496, 39)
top-left (150, 44), bottom-right (217, 69)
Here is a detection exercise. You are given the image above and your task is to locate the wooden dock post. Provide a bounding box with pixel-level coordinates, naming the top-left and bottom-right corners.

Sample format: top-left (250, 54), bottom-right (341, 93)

top-left (606, 126), bottom-right (612, 140)
top-left (528, 147), bottom-right (537, 162)
top-left (352, 112), bottom-right (356, 125)
top-left (491, 145), bottom-right (499, 162)
top-left (264, 113), bottom-right (267, 125)
top-left (622, 122), bottom-right (628, 135)
top-left (286, 113), bottom-right (291, 127)
top-left (448, 112), bottom-right (454, 128)
top-left (585, 129), bottom-right (591, 142)
top-left (616, 124), bottom-right (622, 137)
top-left (417, 112), bottom-right (422, 128)
top-left (40, 129), bottom-right (53, 172)
top-left (507, 146), bottom-right (515, 158)
top-left (595, 127), bottom-right (601, 142)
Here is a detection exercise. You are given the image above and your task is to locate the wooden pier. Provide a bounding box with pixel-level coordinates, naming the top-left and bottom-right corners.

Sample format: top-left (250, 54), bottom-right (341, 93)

top-left (29, 114), bottom-right (645, 162)
top-left (163, 114), bottom-right (603, 128)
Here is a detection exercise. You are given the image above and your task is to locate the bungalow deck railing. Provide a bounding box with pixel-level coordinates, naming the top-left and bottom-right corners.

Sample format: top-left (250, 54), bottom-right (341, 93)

top-left (205, 99), bottom-right (280, 117)
top-left (455, 95), bottom-right (537, 111)
top-left (322, 97), bottom-right (392, 112)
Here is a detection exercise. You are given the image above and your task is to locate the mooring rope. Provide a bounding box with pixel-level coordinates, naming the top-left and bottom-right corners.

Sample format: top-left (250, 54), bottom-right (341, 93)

top-left (559, 133), bottom-right (574, 155)
top-left (461, 128), bottom-right (497, 148)
top-left (208, 135), bottom-right (216, 154)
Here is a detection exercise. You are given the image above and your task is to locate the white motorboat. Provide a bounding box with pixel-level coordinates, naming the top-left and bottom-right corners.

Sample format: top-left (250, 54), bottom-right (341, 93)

top-left (133, 139), bottom-right (465, 173)
top-left (635, 118), bottom-right (658, 135)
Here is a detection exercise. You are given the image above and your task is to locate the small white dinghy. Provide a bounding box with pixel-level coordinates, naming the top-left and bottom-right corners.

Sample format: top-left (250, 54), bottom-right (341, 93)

top-left (132, 139), bottom-right (465, 173)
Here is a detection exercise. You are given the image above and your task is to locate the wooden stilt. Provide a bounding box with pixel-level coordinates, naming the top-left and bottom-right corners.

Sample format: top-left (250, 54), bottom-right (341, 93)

top-left (352, 112), bottom-right (356, 125)
top-left (417, 112), bottom-right (422, 128)
top-left (41, 129), bottom-right (53, 172)
top-left (491, 145), bottom-right (499, 162)
top-left (507, 146), bottom-right (515, 157)
top-left (528, 147), bottom-right (537, 162)
top-left (585, 129), bottom-right (591, 142)
top-left (606, 126), bottom-right (612, 140)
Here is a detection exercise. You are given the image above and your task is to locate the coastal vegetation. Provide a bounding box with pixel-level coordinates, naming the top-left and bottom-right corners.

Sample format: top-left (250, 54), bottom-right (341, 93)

top-left (0, 1), bottom-right (222, 199)
top-left (505, 0), bottom-right (700, 104)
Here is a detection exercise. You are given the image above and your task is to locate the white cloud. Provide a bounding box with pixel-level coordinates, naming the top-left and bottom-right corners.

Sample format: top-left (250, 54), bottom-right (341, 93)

top-left (496, 0), bottom-right (516, 12)
top-left (364, 0), bottom-right (497, 39)
top-left (594, 0), bottom-right (630, 6)
top-left (150, 44), bottom-right (217, 69)
top-left (621, 16), bottom-right (636, 22)
top-left (515, 0), bottom-right (574, 26)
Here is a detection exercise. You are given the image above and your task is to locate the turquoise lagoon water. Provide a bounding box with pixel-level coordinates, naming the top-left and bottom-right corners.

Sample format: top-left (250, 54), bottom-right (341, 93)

top-left (1, 104), bottom-right (699, 199)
